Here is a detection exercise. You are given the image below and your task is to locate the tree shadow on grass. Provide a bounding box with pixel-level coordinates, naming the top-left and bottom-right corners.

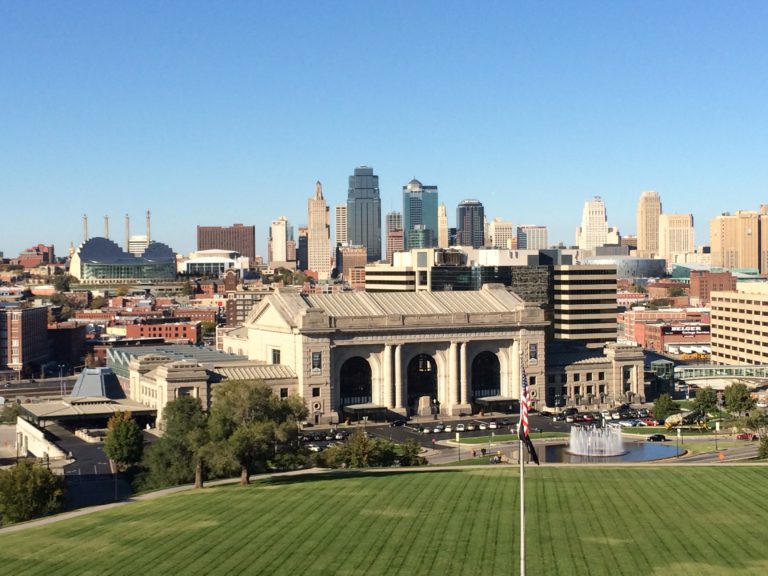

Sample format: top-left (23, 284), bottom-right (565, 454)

top-left (258, 467), bottom-right (464, 486)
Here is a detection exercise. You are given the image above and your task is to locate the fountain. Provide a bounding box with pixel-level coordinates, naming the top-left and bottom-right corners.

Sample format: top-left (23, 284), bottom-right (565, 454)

top-left (568, 423), bottom-right (625, 457)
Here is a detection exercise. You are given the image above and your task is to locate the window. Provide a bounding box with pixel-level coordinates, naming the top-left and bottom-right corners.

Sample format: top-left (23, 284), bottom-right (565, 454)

top-left (280, 388), bottom-right (288, 399)
top-left (598, 372), bottom-right (605, 380)
top-left (529, 376), bottom-right (536, 386)
top-left (311, 352), bottom-right (322, 371)
top-left (312, 387), bottom-right (320, 398)
top-left (586, 373), bottom-right (593, 381)
top-left (529, 343), bottom-right (538, 361)
top-left (573, 373), bottom-right (580, 382)
top-left (271, 349), bottom-right (281, 364)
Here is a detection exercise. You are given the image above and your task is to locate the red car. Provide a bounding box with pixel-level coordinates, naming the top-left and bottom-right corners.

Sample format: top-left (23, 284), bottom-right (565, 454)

top-left (736, 433), bottom-right (759, 441)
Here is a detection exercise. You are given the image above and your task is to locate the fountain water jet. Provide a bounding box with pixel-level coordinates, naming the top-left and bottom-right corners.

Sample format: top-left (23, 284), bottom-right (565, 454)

top-left (568, 423), bottom-right (625, 456)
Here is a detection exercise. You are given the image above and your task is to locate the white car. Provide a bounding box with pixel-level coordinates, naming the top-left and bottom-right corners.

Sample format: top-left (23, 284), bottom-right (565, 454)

top-left (478, 423), bottom-right (488, 431)
top-left (444, 425), bottom-right (453, 433)
top-left (467, 423), bottom-right (476, 431)
top-left (489, 421), bottom-right (498, 430)
top-left (456, 423), bottom-right (466, 432)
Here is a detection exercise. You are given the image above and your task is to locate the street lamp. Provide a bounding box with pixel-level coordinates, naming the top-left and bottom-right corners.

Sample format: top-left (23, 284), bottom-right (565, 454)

top-left (58, 364), bottom-right (66, 397)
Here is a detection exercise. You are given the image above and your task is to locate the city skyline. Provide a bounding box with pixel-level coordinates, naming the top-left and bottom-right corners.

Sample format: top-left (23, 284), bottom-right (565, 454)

top-left (2, 3), bottom-right (768, 257)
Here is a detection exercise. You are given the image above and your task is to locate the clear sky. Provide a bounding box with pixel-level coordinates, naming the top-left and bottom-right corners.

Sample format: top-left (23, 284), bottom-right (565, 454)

top-left (2, 1), bottom-right (767, 259)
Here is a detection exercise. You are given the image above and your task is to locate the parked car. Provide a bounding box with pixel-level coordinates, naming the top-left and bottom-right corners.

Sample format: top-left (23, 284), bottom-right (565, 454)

top-left (478, 422), bottom-right (488, 430)
top-left (611, 412), bottom-right (621, 420)
top-left (647, 434), bottom-right (667, 442)
top-left (389, 419), bottom-right (407, 427)
top-left (736, 433), bottom-right (759, 441)
top-left (489, 421), bottom-right (498, 429)
top-left (456, 423), bottom-right (466, 432)
top-left (552, 413), bottom-right (566, 422)
top-left (467, 423), bottom-right (476, 431)
top-left (444, 425), bottom-right (453, 433)
top-left (421, 427), bottom-right (432, 434)
top-left (434, 424), bottom-right (445, 433)
top-left (565, 415), bottom-right (576, 423)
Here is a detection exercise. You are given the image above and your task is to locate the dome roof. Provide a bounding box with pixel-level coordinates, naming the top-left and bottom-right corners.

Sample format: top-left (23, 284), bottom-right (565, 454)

top-left (406, 178), bottom-right (423, 191)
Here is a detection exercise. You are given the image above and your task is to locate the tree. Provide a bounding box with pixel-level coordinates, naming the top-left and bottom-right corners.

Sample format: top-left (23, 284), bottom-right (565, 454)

top-left (208, 380), bottom-right (308, 485)
top-left (759, 437), bottom-right (768, 460)
top-left (653, 393), bottom-right (679, 422)
top-left (692, 386), bottom-right (718, 415)
top-left (90, 296), bottom-right (106, 309)
top-left (201, 321), bottom-right (218, 338)
top-left (104, 412), bottom-right (144, 471)
top-left (0, 402), bottom-right (21, 425)
top-left (724, 383), bottom-right (756, 416)
top-left (53, 274), bottom-right (70, 293)
top-left (0, 460), bottom-right (65, 525)
top-left (667, 286), bottom-right (685, 298)
top-left (397, 439), bottom-right (426, 466)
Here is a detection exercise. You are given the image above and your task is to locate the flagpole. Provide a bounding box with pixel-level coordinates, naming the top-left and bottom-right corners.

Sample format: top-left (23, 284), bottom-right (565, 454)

top-left (520, 437), bottom-right (525, 576)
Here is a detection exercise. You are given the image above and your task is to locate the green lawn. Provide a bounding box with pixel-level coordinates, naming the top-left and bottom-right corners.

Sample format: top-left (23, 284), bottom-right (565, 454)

top-left (459, 431), bottom-right (568, 444)
top-left (2, 467), bottom-right (768, 575)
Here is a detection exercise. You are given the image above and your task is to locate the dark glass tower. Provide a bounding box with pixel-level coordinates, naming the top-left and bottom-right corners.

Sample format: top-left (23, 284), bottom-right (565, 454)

top-left (402, 179), bottom-right (438, 250)
top-left (456, 199), bottom-right (485, 248)
top-left (347, 166), bottom-right (382, 261)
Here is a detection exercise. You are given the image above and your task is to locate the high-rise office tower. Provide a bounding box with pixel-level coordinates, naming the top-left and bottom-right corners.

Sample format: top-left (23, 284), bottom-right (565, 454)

top-left (456, 199), bottom-right (485, 248)
top-left (335, 205), bottom-right (348, 247)
top-left (386, 229), bottom-right (404, 264)
top-left (386, 211), bottom-right (403, 234)
top-left (308, 181), bottom-right (331, 281)
top-left (488, 218), bottom-right (515, 249)
top-left (554, 265), bottom-right (618, 346)
top-left (197, 223), bottom-right (256, 261)
top-left (517, 225), bottom-right (548, 250)
top-left (269, 216), bottom-right (290, 265)
top-left (437, 203), bottom-right (449, 248)
top-left (636, 190), bottom-right (662, 258)
top-left (347, 166), bottom-right (381, 261)
top-left (658, 214), bottom-right (694, 269)
top-left (402, 179), bottom-right (438, 249)
top-left (576, 196), bottom-right (609, 253)
top-left (709, 210), bottom-right (764, 270)
top-left (297, 227), bottom-right (308, 271)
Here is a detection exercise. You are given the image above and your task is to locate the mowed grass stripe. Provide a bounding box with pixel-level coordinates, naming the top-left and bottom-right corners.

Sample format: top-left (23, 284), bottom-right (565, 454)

top-left (3, 467), bottom-right (768, 575)
top-left (670, 468), bottom-right (765, 569)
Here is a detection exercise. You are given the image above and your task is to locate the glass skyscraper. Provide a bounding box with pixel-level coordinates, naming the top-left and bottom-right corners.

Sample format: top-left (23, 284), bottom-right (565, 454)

top-left (456, 199), bottom-right (485, 248)
top-left (402, 179), bottom-right (438, 249)
top-left (347, 166), bottom-right (382, 262)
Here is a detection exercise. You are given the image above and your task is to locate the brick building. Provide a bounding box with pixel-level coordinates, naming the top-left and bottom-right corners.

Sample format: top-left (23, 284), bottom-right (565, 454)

top-left (0, 303), bottom-right (50, 377)
top-left (689, 270), bottom-right (737, 306)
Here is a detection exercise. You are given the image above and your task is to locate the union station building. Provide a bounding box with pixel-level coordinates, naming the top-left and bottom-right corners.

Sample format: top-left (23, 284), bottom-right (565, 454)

top-left (220, 284), bottom-right (644, 425)
top-left (103, 285), bottom-right (645, 427)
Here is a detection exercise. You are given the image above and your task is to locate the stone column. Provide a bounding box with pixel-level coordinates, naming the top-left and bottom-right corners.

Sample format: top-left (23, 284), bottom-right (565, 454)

top-left (382, 344), bottom-right (393, 408)
top-left (449, 341), bottom-right (458, 408)
top-left (460, 341), bottom-right (468, 405)
top-left (511, 339), bottom-right (521, 399)
top-left (394, 344), bottom-right (404, 409)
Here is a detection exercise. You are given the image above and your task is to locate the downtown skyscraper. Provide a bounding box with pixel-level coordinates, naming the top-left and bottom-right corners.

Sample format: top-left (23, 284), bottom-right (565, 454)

top-left (308, 181), bottom-right (331, 281)
top-left (402, 179), bottom-right (438, 249)
top-left (636, 190), bottom-right (661, 258)
top-left (347, 166), bottom-right (381, 262)
top-left (456, 199), bottom-right (485, 248)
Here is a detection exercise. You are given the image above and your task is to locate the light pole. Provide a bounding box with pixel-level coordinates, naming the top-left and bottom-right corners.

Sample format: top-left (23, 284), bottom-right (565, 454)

top-left (58, 364), bottom-right (66, 397)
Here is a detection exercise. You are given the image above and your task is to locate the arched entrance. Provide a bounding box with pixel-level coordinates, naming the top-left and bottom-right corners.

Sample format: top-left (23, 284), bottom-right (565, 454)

top-left (339, 357), bottom-right (372, 406)
top-left (471, 351), bottom-right (500, 401)
top-left (407, 354), bottom-right (438, 414)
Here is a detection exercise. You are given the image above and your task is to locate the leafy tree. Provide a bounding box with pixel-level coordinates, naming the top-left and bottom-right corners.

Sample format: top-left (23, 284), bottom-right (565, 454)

top-left (0, 402), bottom-right (21, 424)
top-left (667, 286), bottom-right (685, 297)
top-left (693, 386), bottom-right (718, 415)
top-left (180, 281), bottom-right (194, 296)
top-left (724, 383), bottom-right (756, 416)
top-left (0, 460), bottom-right (66, 525)
top-left (653, 393), bottom-right (679, 422)
top-left (115, 285), bottom-right (129, 297)
top-left (398, 439), bottom-right (427, 466)
top-left (759, 437), bottom-right (768, 460)
top-left (90, 296), bottom-right (106, 309)
top-left (53, 274), bottom-right (70, 293)
top-left (104, 412), bottom-right (144, 471)
top-left (201, 321), bottom-right (218, 338)
top-left (208, 380), bottom-right (308, 485)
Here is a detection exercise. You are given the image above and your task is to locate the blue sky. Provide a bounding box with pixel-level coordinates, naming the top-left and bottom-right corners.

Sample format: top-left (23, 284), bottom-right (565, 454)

top-left (2, 1), bottom-right (767, 259)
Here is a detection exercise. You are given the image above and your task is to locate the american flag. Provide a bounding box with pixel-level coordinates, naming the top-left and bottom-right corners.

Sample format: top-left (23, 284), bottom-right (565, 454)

top-left (518, 364), bottom-right (539, 465)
